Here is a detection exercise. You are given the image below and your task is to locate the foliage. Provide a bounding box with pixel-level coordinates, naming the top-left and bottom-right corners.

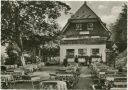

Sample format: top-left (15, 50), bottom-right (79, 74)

top-left (1, 1), bottom-right (71, 64)
top-left (109, 3), bottom-right (127, 52)
top-left (115, 49), bottom-right (127, 68)
top-left (106, 52), bottom-right (115, 67)
top-left (108, 4), bottom-right (127, 67)
top-left (5, 42), bottom-right (22, 65)
top-left (1, 1), bottom-right (70, 45)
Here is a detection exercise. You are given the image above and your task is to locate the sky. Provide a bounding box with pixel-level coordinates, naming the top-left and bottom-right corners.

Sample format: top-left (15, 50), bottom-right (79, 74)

top-left (57, 1), bottom-right (125, 28)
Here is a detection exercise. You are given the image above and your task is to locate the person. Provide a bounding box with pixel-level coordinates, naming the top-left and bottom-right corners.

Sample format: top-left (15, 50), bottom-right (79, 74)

top-left (85, 56), bottom-right (89, 66)
top-left (63, 56), bottom-right (68, 67)
top-left (74, 55), bottom-right (78, 63)
top-left (88, 56), bottom-right (92, 68)
top-left (74, 55), bottom-right (79, 67)
top-left (1, 66), bottom-right (6, 74)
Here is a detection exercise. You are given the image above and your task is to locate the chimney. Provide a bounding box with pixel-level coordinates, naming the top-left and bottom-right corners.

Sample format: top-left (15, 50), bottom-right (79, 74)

top-left (84, 1), bottom-right (87, 5)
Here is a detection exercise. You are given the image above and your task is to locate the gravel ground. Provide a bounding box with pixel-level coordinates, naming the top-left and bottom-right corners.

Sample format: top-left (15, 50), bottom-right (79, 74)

top-left (74, 77), bottom-right (93, 90)
top-left (10, 66), bottom-right (94, 89)
top-left (73, 66), bottom-right (93, 90)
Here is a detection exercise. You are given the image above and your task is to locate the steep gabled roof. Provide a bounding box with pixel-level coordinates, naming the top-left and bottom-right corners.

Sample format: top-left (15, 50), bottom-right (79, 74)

top-left (70, 2), bottom-right (99, 19)
top-left (62, 2), bottom-right (111, 35)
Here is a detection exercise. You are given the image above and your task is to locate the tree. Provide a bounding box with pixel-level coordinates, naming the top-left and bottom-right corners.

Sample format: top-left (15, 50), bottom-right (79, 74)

top-left (110, 3), bottom-right (127, 52)
top-left (1, 1), bottom-right (71, 65)
top-left (5, 42), bottom-right (22, 65)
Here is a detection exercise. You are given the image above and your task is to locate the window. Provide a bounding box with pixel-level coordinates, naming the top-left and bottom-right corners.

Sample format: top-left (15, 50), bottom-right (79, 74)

top-left (87, 23), bottom-right (93, 30)
top-left (78, 49), bottom-right (87, 56)
top-left (76, 24), bottom-right (82, 30)
top-left (91, 48), bottom-right (99, 55)
top-left (66, 49), bottom-right (74, 58)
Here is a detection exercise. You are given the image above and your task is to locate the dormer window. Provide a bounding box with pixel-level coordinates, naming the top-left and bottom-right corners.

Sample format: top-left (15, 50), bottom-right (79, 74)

top-left (87, 23), bottom-right (93, 30)
top-left (76, 24), bottom-right (82, 30)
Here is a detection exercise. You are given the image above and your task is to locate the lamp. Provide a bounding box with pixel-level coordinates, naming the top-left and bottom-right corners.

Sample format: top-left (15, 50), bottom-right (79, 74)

top-left (112, 43), bottom-right (118, 68)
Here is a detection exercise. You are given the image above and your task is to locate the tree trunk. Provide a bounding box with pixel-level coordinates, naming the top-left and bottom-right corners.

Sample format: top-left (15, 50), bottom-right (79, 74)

top-left (19, 33), bottom-right (26, 66)
top-left (32, 47), bottom-right (36, 63)
top-left (14, 5), bottom-right (26, 66)
top-left (39, 48), bottom-right (41, 58)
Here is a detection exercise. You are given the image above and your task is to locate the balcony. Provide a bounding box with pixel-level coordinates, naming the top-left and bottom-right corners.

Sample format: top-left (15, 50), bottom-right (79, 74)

top-left (79, 31), bottom-right (89, 35)
top-left (61, 37), bottom-right (107, 44)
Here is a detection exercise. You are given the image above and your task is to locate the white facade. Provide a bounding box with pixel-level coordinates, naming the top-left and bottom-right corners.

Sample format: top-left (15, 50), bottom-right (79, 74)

top-left (60, 3), bottom-right (110, 64)
top-left (60, 44), bottom-right (106, 63)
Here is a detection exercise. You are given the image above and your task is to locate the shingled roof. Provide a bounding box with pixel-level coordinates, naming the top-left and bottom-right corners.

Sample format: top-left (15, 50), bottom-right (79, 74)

top-left (70, 1), bottom-right (99, 19)
top-left (62, 1), bottom-right (111, 35)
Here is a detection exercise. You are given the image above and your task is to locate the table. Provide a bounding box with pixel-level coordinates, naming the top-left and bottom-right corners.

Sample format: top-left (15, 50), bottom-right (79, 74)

top-left (14, 69), bottom-right (25, 75)
top-left (1, 75), bottom-right (14, 82)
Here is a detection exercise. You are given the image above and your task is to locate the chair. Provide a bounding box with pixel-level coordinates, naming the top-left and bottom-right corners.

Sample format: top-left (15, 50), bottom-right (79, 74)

top-left (31, 77), bottom-right (41, 89)
top-left (1, 75), bottom-right (15, 89)
top-left (49, 73), bottom-right (56, 80)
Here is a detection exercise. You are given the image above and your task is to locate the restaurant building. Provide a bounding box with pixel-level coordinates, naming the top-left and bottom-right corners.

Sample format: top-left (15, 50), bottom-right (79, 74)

top-left (60, 2), bottom-right (111, 63)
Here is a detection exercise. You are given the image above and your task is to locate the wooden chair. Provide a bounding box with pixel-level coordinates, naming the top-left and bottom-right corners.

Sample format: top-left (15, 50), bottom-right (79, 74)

top-left (31, 77), bottom-right (41, 89)
top-left (1, 75), bottom-right (15, 89)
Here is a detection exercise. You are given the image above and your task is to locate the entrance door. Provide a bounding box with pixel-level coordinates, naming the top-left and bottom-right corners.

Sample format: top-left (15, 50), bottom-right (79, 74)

top-left (66, 49), bottom-right (74, 62)
top-left (78, 49), bottom-right (87, 64)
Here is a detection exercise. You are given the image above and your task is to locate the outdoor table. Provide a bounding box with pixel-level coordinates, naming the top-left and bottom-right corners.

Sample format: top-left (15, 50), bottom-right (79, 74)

top-left (107, 69), bottom-right (118, 72)
top-left (49, 73), bottom-right (57, 79)
top-left (4, 65), bottom-right (11, 69)
top-left (40, 81), bottom-right (67, 90)
top-left (115, 73), bottom-right (127, 77)
top-left (24, 66), bottom-right (34, 72)
top-left (6, 68), bottom-right (14, 72)
top-left (58, 69), bottom-right (66, 71)
top-left (56, 74), bottom-right (74, 81)
top-left (13, 69), bottom-right (25, 81)
top-left (14, 69), bottom-right (25, 75)
top-left (49, 73), bottom-right (56, 76)
top-left (19, 66), bottom-right (24, 69)
top-left (31, 64), bottom-right (38, 70)
top-left (4, 65), bottom-right (17, 69)
top-left (106, 73), bottom-right (115, 76)
top-left (5, 72), bottom-right (14, 75)
top-left (29, 71), bottom-right (50, 82)
top-left (56, 74), bottom-right (73, 77)
top-left (25, 64), bottom-right (38, 72)
top-left (56, 68), bottom-right (66, 74)
top-left (65, 70), bottom-right (73, 74)
top-left (1, 75), bottom-right (14, 82)
top-left (106, 77), bottom-right (114, 81)
top-left (117, 72), bottom-right (127, 75)
top-left (37, 62), bottom-right (45, 69)
top-left (31, 77), bottom-right (40, 81)
top-left (114, 77), bottom-right (127, 82)
top-left (1, 75), bottom-right (15, 89)
top-left (114, 82), bottom-right (127, 86)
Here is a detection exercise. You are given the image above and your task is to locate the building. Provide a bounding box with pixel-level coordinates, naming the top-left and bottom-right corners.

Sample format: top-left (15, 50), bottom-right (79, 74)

top-left (60, 2), bottom-right (111, 63)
